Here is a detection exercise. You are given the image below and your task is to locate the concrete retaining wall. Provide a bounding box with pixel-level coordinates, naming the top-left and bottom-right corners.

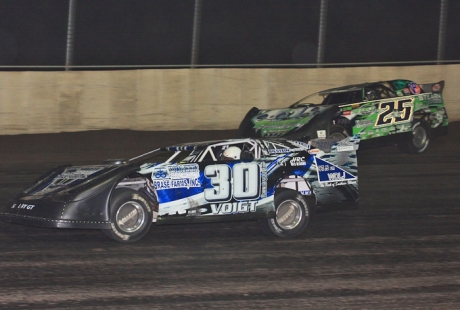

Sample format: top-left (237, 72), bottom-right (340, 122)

top-left (0, 65), bottom-right (458, 135)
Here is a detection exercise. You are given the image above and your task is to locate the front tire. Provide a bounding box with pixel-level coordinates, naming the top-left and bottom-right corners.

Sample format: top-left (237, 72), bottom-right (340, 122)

top-left (102, 188), bottom-right (153, 243)
top-left (329, 124), bottom-right (349, 139)
top-left (258, 190), bottom-right (311, 238)
top-left (397, 120), bottom-right (431, 154)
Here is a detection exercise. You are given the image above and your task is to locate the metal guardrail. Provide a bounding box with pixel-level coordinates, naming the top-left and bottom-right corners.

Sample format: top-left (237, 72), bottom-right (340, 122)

top-left (0, 0), bottom-right (455, 71)
top-left (0, 59), bottom-right (459, 70)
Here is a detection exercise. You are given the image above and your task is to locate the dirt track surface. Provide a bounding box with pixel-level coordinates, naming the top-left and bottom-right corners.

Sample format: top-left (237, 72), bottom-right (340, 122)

top-left (1, 124), bottom-right (459, 309)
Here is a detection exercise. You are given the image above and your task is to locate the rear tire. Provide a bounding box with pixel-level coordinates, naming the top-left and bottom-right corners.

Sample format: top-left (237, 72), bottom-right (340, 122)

top-left (258, 190), bottom-right (311, 238)
top-left (397, 120), bottom-right (430, 154)
top-left (102, 188), bottom-right (153, 243)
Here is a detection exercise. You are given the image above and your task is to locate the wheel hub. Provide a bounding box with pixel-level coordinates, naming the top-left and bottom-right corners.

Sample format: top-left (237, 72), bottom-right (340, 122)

top-left (413, 125), bottom-right (427, 148)
top-left (276, 199), bottom-right (302, 230)
top-left (116, 201), bottom-right (145, 233)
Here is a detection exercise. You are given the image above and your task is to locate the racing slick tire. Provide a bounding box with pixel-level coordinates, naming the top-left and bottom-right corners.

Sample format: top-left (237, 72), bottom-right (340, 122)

top-left (397, 120), bottom-right (431, 154)
top-left (258, 190), bottom-right (311, 238)
top-left (102, 188), bottom-right (153, 243)
top-left (329, 124), bottom-right (349, 139)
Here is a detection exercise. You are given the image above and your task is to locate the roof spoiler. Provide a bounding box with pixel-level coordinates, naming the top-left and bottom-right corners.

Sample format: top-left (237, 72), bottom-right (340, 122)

top-left (420, 80), bottom-right (445, 93)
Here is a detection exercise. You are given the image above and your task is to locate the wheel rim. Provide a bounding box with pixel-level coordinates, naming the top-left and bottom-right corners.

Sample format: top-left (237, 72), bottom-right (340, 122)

top-left (115, 201), bottom-right (146, 233)
top-left (412, 125), bottom-right (427, 148)
top-left (276, 199), bottom-right (303, 230)
top-left (330, 132), bottom-right (347, 139)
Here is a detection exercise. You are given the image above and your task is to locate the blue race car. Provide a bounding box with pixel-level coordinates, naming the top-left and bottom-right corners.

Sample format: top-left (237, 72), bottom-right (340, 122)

top-left (1, 136), bottom-right (360, 242)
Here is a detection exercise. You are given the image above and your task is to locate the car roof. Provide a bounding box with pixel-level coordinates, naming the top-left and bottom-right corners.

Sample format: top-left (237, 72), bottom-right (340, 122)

top-left (161, 138), bottom-right (254, 151)
top-left (161, 137), bottom-right (297, 152)
top-left (318, 79), bottom-right (414, 95)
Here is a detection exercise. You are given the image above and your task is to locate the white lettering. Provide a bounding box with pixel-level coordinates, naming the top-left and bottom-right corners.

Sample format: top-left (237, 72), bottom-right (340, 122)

top-left (318, 165), bottom-right (336, 172)
top-left (278, 205), bottom-right (295, 224)
top-left (11, 203), bottom-right (35, 210)
top-left (153, 178), bottom-right (201, 190)
top-left (210, 201), bottom-right (258, 215)
top-left (290, 156), bottom-right (306, 166)
top-left (167, 164), bottom-right (200, 179)
top-left (327, 172), bottom-right (346, 181)
top-left (118, 209), bottom-right (138, 226)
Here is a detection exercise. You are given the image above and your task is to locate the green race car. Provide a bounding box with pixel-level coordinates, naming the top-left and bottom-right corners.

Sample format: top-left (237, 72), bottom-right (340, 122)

top-left (239, 79), bottom-right (448, 153)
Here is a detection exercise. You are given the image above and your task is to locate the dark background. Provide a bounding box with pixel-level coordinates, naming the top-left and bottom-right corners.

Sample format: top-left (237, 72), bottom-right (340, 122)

top-left (0, 0), bottom-right (458, 67)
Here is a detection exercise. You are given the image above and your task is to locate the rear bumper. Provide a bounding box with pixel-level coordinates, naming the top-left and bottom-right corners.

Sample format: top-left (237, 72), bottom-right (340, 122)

top-left (0, 212), bottom-right (111, 229)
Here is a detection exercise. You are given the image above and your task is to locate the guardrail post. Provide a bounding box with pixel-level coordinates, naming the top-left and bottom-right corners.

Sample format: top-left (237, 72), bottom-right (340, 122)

top-left (191, 0), bottom-right (202, 68)
top-left (437, 0), bottom-right (448, 64)
top-left (316, 0), bottom-right (328, 68)
top-left (65, 0), bottom-right (77, 71)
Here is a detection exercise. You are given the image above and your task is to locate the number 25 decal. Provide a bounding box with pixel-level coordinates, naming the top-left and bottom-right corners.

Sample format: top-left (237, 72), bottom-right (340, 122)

top-left (375, 98), bottom-right (414, 126)
top-left (204, 163), bottom-right (261, 202)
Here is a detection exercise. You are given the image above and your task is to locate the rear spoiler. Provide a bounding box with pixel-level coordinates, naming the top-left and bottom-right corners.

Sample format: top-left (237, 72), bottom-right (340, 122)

top-left (420, 80), bottom-right (444, 93)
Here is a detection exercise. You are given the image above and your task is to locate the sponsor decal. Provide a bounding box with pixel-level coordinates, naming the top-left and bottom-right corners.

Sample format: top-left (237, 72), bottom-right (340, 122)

top-left (317, 130), bottom-right (326, 139)
top-left (253, 109), bottom-right (289, 121)
top-left (275, 156), bottom-right (291, 167)
top-left (290, 156), bottom-right (306, 166)
top-left (153, 168), bottom-right (167, 178)
top-left (167, 164), bottom-right (200, 179)
top-left (210, 201), bottom-right (258, 215)
top-left (336, 145), bottom-right (354, 152)
top-left (409, 82), bottom-right (421, 94)
top-left (268, 148), bottom-right (291, 154)
top-left (357, 105), bottom-right (377, 115)
top-left (57, 166), bottom-right (105, 179)
top-left (260, 162), bottom-right (268, 199)
top-left (428, 93), bottom-right (443, 104)
top-left (153, 178), bottom-right (201, 190)
top-left (11, 203), bottom-right (35, 210)
top-left (416, 103), bottom-right (429, 110)
top-left (251, 106), bottom-right (329, 137)
top-left (314, 157), bottom-right (357, 187)
top-left (432, 83), bottom-right (441, 92)
top-left (153, 164), bottom-right (201, 190)
top-left (27, 166), bottom-right (107, 196)
top-left (355, 119), bottom-right (374, 127)
top-left (336, 139), bottom-right (357, 152)
top-left (253, 118), bottom-right (309, 135)
top-left (310, 137), bottom-right (341, 153)
top-left (286, 140), bottom-right (311, 150)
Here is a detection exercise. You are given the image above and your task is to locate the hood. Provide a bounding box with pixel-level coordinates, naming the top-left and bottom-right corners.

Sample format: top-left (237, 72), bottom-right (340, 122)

top-left (23, 165), bottom-right (123, 197)
top-left (250, 105), bottom-right (333, 137)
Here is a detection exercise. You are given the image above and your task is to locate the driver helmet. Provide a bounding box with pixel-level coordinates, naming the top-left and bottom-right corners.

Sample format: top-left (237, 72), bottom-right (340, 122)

top-left (221, 146), bottom-right (241, 161)
top-left (365, 90), bottom-right (377, 100)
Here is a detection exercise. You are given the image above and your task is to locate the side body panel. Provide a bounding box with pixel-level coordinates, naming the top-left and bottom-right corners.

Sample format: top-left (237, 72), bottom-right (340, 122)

top-left (138, 137), bottom-right (359, 225)
top-left (342, 92), bottom-right (448, 141)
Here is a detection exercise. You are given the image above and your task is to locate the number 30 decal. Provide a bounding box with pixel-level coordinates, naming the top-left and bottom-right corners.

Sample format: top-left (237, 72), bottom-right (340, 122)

top-left (204, 163), bottom-right (261, 202)
top-left (375, 98), bottom-right (414, 126)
